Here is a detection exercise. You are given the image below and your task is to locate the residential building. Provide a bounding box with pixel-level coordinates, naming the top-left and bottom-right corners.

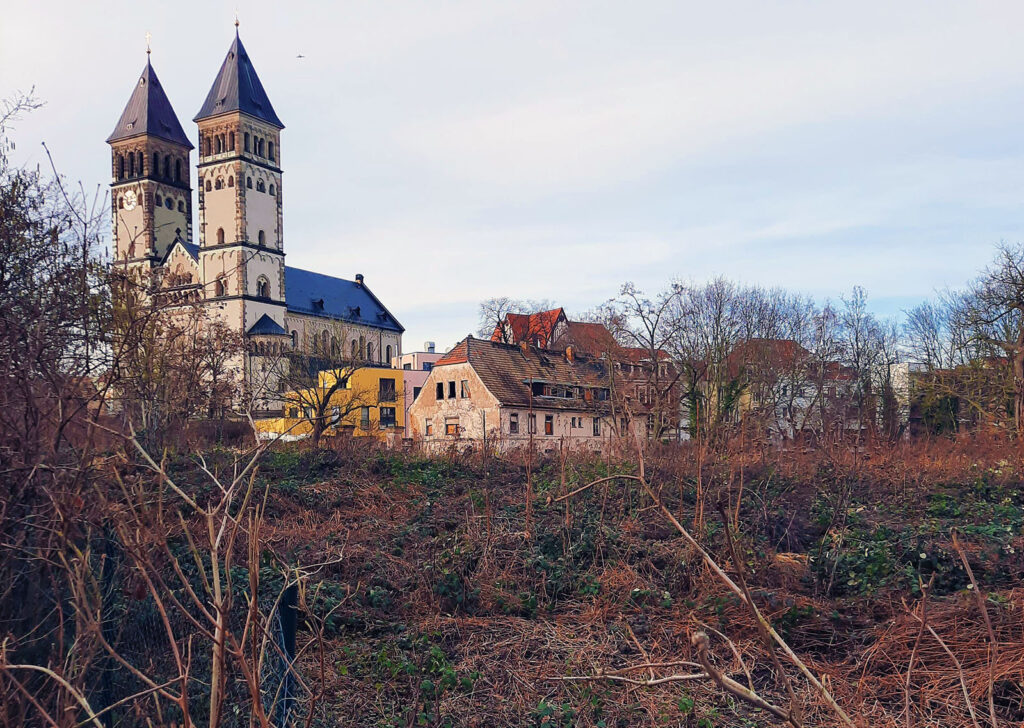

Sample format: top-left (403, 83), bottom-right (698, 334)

top-left (254, 364), bottom-right (404, 441)
top-left (408, 337), bottom-right (617, 452)
top-left (393, 342), bottom-right (444, 435)
top-left (491, 308), bottom-right (684, 440)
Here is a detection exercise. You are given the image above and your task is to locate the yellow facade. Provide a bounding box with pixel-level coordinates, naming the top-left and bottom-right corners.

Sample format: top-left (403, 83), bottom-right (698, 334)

top-left (255, 365), bottom-right (404, 440)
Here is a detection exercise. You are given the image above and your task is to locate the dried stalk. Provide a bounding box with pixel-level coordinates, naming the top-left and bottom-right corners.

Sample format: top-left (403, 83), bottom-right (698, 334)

top-left (952, 530), bottom-right (1000, 728)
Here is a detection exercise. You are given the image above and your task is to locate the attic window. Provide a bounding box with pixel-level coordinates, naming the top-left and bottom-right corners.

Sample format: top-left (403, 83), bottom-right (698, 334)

top-left (347, 306), bottom-right (360, 318)
top-left (312, 299), bottom-right (324, 312)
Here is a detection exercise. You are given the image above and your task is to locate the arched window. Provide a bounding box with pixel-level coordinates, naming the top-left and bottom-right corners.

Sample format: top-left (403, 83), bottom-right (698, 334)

top-left (117, 155), bottom-right (125, 180)
top-left (385, 345), bottom-right (392, 362)
top-left (258, 138), bottom-right (264, 157)
top-left (128, 153), bottom-right (135, 177)
top-left (177, 200), bottom-right (185, 212)
top-left (331, 337), bottom-right (339, 357)
top-left (214, 277), bottom-right (225, 297)
top-left (229, 132), bottom-right (235, 151)
top-left (118, 196), bottom-right (124, 209)
top-left (258, 230), bottom-right (265, 245)
top-left (244, 132), bottom-right (250, 152)
top-left (320, 330), bottom-right (330, 354)
top-left (205, 180), bottom-right (212, 192)
top-left (268, 142), bottom-right (275, 161)
top-left (163, 154), bottom-right (170, 178)
top-left (359, 335), bottom-right (366, 359)
top-left (256, 179), bottom-right (265, 193)
top-left (152, 152), bottom-right (160, 176)
top-left (366, 343), bottom-right (373, 361)
top-left (155, 194), bottom-right (162, 206)
top-left (291, 330), bottom-right (297, 348)
top-left (175, 159), bottom-right (182, 182)
top-left (216, 227), bottom-right (225, 245)
top-left (214, 178), bottom-right (223, 190)
top-left (204, 137), bottom-right (211, 156)
top-left (137, 152), bottom-right (143, 175)
top-left (350, 339), bottom-right (358, 357)
top-left (246, 177), bottom-right (253, 189)
top-left (268, 184), bottom-right (275, 196)
top-left (228, 176), bottom-right (234, 188)
top-left (215, 136), bottom-right (222, 154)
top-left (164, 197), bottom-right (173, 210)
top-left (256, 276), bottom-right (270, 298)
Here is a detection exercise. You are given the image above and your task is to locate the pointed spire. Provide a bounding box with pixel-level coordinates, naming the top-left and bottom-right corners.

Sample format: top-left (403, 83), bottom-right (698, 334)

top-left (107, 58), bottom-right (193, 148)
top-left (194, 32), bottom-right (284, 129)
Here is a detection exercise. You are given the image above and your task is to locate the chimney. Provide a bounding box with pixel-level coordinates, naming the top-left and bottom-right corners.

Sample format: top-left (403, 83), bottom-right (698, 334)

top-left (355, 273), bottom-right (364, 285)
top-left (565, 345), bottom-right (575, 363)
top-left (425, 341), bottom-right (435, 353)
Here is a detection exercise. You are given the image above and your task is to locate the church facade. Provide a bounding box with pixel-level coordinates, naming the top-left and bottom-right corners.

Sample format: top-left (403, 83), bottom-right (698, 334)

top-left (107, 31), bottom-right (404, 415)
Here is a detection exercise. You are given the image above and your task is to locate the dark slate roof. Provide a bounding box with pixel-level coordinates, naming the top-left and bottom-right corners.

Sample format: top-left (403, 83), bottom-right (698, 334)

top-left (194, 33), bottom-right (284, 128)
top-left (107, 59), bottom-right (193, 148)
top-left (284, 267), bottom-right (404, 332)
top-left (160, 237), bottom-right (199, 265)
top-left (247, 313), bottom-right (289, 337)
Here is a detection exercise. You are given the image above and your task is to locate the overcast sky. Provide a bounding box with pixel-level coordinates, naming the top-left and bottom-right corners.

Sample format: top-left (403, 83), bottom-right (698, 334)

top-left (5, 1), bottom-right (1024, 352)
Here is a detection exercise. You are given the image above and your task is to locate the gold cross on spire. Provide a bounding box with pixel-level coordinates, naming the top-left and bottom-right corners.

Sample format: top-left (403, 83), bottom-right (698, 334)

top-left (145, 31), bottom-right (152, 55)
top-left (234, 8), bottom-right (240, 28)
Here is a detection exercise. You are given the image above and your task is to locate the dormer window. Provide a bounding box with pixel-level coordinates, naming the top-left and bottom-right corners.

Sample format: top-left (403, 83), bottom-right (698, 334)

top-left (312, 299), bottom-right (324, 312)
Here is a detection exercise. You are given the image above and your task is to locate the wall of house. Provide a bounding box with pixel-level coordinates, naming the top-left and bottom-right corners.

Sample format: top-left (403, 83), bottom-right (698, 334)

top-left (409, 364), bottom-right (614, 453)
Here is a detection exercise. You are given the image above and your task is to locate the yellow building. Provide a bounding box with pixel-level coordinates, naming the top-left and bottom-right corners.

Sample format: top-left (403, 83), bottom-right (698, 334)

top-left (255, 365), bottom-right (404, 440)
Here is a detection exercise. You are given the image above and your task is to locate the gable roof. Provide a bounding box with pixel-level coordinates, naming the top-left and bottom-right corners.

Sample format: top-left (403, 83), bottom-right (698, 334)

top-left (160, 236), bottom-right (200, 266)
top-left (491, 308), bottom-right (566, 347)
top-left (437, 337), bottom-right (609, 411)
top-left (284, 267), bottom-right (403, 332)
top-left (247, 313), bottom-right (289, 337)
top-left (107, 59), bottom-right (193, 148)
top-left (195, 33), bottom-right (284, 128)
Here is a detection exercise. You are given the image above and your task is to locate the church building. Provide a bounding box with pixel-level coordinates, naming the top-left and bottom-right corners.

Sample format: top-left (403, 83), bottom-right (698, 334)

top-left (107, 30), bottom-right (404, 414)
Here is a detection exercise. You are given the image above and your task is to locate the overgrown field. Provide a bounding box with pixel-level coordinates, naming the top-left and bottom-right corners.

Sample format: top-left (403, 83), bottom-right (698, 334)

top-left (205, 437), bottom-right (1024, 726)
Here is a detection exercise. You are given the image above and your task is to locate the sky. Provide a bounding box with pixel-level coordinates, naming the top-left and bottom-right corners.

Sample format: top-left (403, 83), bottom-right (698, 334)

top-left (4, 1), bottom-right (1024, 353)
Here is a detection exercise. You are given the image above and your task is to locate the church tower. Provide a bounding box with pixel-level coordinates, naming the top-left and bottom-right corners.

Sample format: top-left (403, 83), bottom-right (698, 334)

top-left (107, 54), bottom-right (193, 264)
top-left (194, 28), bottom-right (287, 334)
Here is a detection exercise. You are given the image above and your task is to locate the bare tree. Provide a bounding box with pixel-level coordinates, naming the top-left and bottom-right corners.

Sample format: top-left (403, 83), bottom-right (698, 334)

top-left (476, 296), bottom-right (556, 342)
top-left (261, 320), bottom-right (381, 447)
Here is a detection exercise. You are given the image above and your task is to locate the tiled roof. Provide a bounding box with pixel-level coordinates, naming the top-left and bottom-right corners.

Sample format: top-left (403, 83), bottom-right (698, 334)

top-left (492, 308), bottom-right (566, 347)
top-left (438, 337), bottom-right (610, 411)
top-left (247, 313), bottom-right (289, 336)
top-left (284, 267), bottom-right (403, 332)
top-left (107, 59), bottom-right (193, 148)
top-left (562, 321), bottom-right (619, 355)
top-left (195, 33), bottom-right (284, 128)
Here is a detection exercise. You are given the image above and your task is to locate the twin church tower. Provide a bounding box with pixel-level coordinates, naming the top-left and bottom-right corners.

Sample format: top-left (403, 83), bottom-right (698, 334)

top-left (108, 29), bottom-right (403, 412)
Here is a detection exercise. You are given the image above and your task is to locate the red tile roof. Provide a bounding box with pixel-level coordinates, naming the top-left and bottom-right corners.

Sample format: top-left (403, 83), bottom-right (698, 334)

top-left (491, 308), bottom-right (566, 347)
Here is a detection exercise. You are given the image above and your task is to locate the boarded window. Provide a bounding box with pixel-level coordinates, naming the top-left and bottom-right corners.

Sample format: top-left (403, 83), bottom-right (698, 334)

top-left (528, 414), bottom-right (537, 434)
top-left (460, 380), bottom-right (470, 398)
top-left (544, 415), bottom-right (553, 436)
top-left (509, 413), bottom-right (519, 434)
top-left (425, 418), bottom-right (432, 436)
top-left (445, 418), bottom-right (460, 436)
